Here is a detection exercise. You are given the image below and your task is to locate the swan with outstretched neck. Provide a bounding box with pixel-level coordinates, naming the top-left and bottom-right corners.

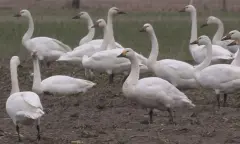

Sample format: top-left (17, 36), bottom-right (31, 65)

top-left (117, 48), bottom-right (195, 124)
top-left (200, 16), bottom-right (238, 53)
top-left (6, 56), bottom-right (44, 142)
top-left (179, 5), bottom-right (233, 64)
top-left (14, 9), bottom-right (72, 67)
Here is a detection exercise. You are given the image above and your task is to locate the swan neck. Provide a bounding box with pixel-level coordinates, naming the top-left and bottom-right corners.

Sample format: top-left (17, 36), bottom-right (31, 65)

top-left (10, 63), bottom-right (20, 94)
top-left (99, 26), bottom-right (109, 51)
top-left (22, 14), bottom-right (34, 45)
top-left (190, 9), bottom-right (197, 43)
top-left (147, 30), bottom-right (159, 66)
top-left (107, 13), bottom-right (116, 49)
top-left (212, 20), bottom-right (224, 44)
top-left (79, 16), bottom-right (95, 45)
top-left (32, 57), bottom-right (42, 91)
top-left (124, 55), bottom-right (140, 86)
top-left (195, 43), bottom-right (212, 72)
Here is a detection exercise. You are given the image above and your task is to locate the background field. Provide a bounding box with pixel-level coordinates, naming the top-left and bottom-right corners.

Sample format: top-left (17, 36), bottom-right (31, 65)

top-left (1, 0), bottom-right (240, 144)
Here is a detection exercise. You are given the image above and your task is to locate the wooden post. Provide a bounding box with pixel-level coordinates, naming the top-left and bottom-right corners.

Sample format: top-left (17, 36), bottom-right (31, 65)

top-left (222, 0), bottom-right (227, 11)
top-left (72, 0), bottom-right (80, 9)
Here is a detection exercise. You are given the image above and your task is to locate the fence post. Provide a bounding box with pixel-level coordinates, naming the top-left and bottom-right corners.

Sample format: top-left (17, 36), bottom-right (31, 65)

top-left (72, 0), bottom-right (80, 9)
top-left (222, 0), bottom-right (227, 11)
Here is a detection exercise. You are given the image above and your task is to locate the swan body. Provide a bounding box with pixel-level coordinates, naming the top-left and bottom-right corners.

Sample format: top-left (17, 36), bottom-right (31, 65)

top-left (32, 52), bottom-right (96, 95)
top-left (201, 16), bottom-right (238, 53)
top-left (15, 9), bottom-right (71, 62)
top-left (140, 23), bottom-right (198, 89)
top-left (117, 48), bottom-right (195, 123)
top-left (180, 5), bottom-right (234, 64)
top-left (6, 56), bottom-right (44, 142)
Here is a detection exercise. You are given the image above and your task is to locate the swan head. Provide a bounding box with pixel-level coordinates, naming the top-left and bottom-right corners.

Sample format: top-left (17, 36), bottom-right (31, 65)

top-left (72, 11), bottom-right (89, 19)
top-left (117, 48), bottom-right (135, 59)
top-left (91, 19), bottom-right (106, 28)
top-left (179, 5), bottom-right (196, 13)
top-left (10, 56), bottom-right (22, 68)
top-left (201, 16), bottom-right (219, 28)
top-left (109, 7), bottom-right (126, 16)
top-left (139, 23), bottom-right (153, 33)
top-left (222, 30), bottom-right (240, 41)
top-left (14, 9), bottom-right (31, 17)
top-left (190, 35), bottom-right (211, 46)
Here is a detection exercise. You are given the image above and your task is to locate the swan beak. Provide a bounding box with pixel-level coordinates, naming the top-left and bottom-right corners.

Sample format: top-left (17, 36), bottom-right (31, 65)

top-left (190, 40), bottom-right (198, 45)
top-left (117, 50), bottom-right (127, 58)
top-left (118, 11), bottom-right (126, 14)
top-left (72, 15), bottom-right (80, 19)
top-left (91, 23), bottom-right (98, 28)
top-left (139, 28), bottom-right (145, 32)
top-left (227, 40), bottom-right (238, 46)
top-left (200, 23), bottom-right (208, 28)
top-left (14, 14), bottom-right (21, 17)
top-left (179, 8), bottom-right (185, 12)
top-left (221, 34), bottom-right (231, 41)
top-left (18, 65), bottom-right (23, 68)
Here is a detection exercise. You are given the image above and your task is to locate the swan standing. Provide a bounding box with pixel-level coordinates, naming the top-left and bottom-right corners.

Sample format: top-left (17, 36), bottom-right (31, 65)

top-left (191, 35), bottom-right (240, 107)
top-left (72, 11), bottom-right (123, 48)
top-left (31, 51), bottom-right (96, 95)
top-left (140, 23), bottom-right (198, 89)
top-left (6, 56), bottom-right (44, 142)
top-left (117, 48), bottom-right (195, 123)
top-left (200, 16), bottom-right (238, 53)
top-left (179, 5), bottom-right (233, 64)
top-left (14, 9), bottom-right (72, 67)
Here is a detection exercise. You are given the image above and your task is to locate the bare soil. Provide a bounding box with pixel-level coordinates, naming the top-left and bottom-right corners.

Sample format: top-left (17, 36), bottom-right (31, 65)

top-left (0, 58), bottom-right (240, 144)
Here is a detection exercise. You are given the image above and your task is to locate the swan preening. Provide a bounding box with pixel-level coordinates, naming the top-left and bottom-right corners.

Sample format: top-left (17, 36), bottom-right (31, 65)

top-left (6, 56), bottom-right (44, 142)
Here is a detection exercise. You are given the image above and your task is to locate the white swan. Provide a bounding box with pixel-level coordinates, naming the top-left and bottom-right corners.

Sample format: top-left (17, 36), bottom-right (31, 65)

top-left (140, 23), bottom-right (198, 89)
top-left (117, 48), bottom-right (195, 124)
top-left (72, 11), bottom-right (123, 48)
top-left (6, 56), bottom-right (44, 142)
top-left (14, 9), bottom-right (72, 67)
top-left (31, 51), bottom-right (96, 95)
top-left (200, 16), bottom-right (238, 53)
top-left (179, 5), bottom-right (234, 64)
top-left (191, 35), bottom-right (240, 107)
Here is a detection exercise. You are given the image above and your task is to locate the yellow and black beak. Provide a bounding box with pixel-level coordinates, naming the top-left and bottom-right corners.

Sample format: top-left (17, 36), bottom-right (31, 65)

top-left (190, 40), bottom-right (198, 45)
top-left (18, 64), bottom-right (23, 68)
top-left (117, 50), bottom-right (127, 58)
top-left (221, 34), bottom-right (231, 41)
top-left (227, 40), bottom-right (238, 46)
top-left (139, 27), bottom-right (146, 32)
top-left (117, 11), bottom-right (127, 14)
top-left (91, 22), bottom-right (99, 28)
top-left (72, 15), bottom-right (80, 19)
top-left (200, 23), bottom-right (208, 28)
top-left (179, 8), bottom-right (186, 12)
top-left (14, 14), bottom-right (21, 17)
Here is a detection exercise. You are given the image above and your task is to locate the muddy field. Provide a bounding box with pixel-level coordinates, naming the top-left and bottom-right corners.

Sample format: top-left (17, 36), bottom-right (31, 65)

top-left (0, 57), bottom-right (240, 144)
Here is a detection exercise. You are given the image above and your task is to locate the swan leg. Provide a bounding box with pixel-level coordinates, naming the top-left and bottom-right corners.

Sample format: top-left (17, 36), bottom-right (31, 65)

top-left (16, 125), bottom-right (21, 142)
top-left (216, 94), bottom-right (220, 108)
top-left (36, 125), bottom-right (41, 141)
top-left (84, 68), bottom-right (89, 79)
top-left (167, 108), bottom-right (174, 124)
top-left (89, 69), bottom-right (95, 80)
top-left (223, 93), bottom-right (228, 107)
top-left (149, 109), bottom-right (153, 124)
top-left (109, 74), bottom-right (114, 84)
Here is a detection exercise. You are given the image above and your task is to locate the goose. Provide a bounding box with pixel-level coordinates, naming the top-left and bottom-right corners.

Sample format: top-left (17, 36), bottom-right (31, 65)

top-left (191, 35), bottom-right (240, 107)
top-left (31, 51), bottom-right (96, 95)
top-left (117, 48), bottom-right (195, 124)
top-left (200, 16), bottom-right (238, 53)
top-left (14, 9), bottom-right (72, 67)
top-left (6, 56), bottom-right (44, 142)
top-left (179, 5), bottom-right (234, 64)
top-left (140, 23), bottom-right (198, 89)
top-left (72, 11), bottom-right (123, 48)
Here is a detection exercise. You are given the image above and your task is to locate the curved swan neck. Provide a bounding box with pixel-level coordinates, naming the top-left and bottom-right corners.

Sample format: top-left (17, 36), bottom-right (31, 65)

top-left (190, 8), bottom-right (197, 43)
top-left (10, 63), bottom-right (20, 94)
top-left (124, 55), bottom-right (140, 86)
top-left (99, 25), bottom-right (109, 51)
top-left (212, 19), bottom-right (224, 44)
top-left (22, 13), bottom-right (34, 45)
top-left (79, 15), bottom-right (95, 45)
top-left (32, 57), bottom-right (42, 91)
top-left (195, 43), bottom-right (212, 72)
top-left (147, 30), bottom-right (159, 66)
top-left (106, 13), bottom-right (116, 49)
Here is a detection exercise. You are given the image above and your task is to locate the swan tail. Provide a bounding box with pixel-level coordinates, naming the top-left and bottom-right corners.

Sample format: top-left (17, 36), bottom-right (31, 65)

top-left (16, 109), bottom-right (45, 120)
top-left (52, 39), bottom-right (72, 52)
top-left (82, 55), bottom-right (89, 66)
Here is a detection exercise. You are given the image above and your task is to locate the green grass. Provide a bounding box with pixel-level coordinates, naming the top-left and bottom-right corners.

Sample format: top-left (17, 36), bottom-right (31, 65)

top-left (0, 9), bottom-right (240, 62)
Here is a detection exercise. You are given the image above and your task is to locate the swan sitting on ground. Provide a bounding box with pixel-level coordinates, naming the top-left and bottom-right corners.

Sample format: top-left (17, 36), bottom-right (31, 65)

top-left (140, 23), bottom-right (198, 89)
top-left (31, 51), bottom-right (96, 95)
top-left (179, 5), bottom-right (234, 64)
top-left (191, 35), bottom-right (240, 107)
top-left (200, 16), bottom-right (238, 53)
top-left (14, 9), bottom-right (72, 67)
top-left (72, 11), bottom-right (123, 48)
top-left (117, 48), bottom-right (195, 124)
top-left (6, 56), bottom-right (44, 142)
